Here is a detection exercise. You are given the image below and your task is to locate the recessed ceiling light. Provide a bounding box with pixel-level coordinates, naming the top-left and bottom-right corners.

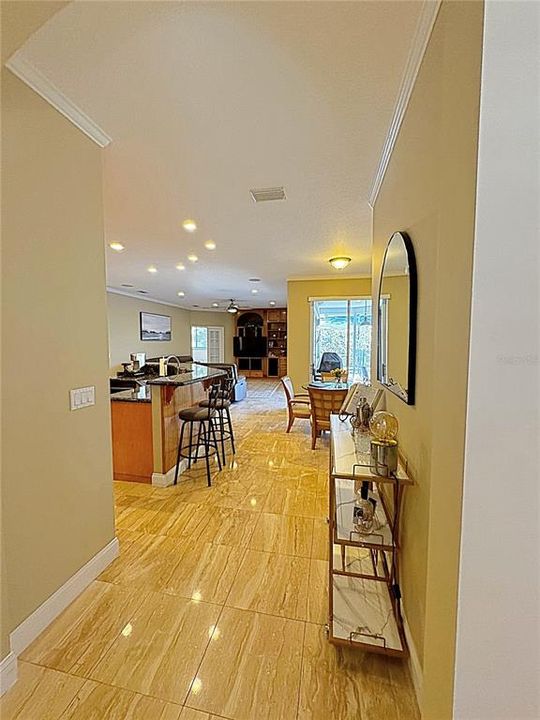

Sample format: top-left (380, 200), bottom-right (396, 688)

top-left (147, 265), bottom-right (158, 273)
top-left (204, 240), bottom-right (216, 250)
top-left (211, 302), bottom-right (219, 307)
top-left (176, 263), bottom-right (185, 271)
top-left (251, 288), bottom-right (259, 294)
top-left (121, 283), bottom-right (134, 288)
top-left (182, 219), bottom-right (197, 232)
top-left (187, 254), bottom-right (198, 263)
top-left (269, 300), bottom-right (276, 306)
top-left (249, 278), bottom-right (261, 283)
top-left (329, 256), bottom-right (351, 270)
top-left (177, 291), bottom-right (185, 297)
top-left (109, 242), bottom-right (125, 252)
top-left (137, 290), bottom-right (148, 294)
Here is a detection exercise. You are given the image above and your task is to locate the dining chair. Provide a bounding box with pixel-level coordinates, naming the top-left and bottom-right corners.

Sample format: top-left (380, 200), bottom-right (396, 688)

top-left (280, 376), bottom-right (311, 432)
top-left (308, 385), bottom-right (348, 449)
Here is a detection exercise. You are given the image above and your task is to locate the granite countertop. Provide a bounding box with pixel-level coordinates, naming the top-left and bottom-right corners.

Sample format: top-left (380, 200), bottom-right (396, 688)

top-left (110, 385), bottom-right (152, 403)
top-left (147, 363), bottom-right (226, 387)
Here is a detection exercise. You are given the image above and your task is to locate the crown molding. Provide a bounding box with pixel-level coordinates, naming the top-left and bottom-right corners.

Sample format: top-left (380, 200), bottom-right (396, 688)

top-left (106, 287), bottom-right (187, 309)
top-left (5, 52), bottom-right (112, 148)
top-left (368, 0), bottom-right (441, 208)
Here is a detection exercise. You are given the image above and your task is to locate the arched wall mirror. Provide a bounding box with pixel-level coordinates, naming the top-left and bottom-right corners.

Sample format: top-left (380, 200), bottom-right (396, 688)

top-left (377, 231), bottom-right (417, 405)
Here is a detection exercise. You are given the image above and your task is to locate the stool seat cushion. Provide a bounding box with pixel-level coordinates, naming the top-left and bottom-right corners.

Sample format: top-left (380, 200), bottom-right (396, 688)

top-left (199, 399), bottom-right (231, 409)
top-left (178, 406), bottom-right (216, 421)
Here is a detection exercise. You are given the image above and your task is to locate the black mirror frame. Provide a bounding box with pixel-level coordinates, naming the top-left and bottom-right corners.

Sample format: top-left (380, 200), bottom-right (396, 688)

top-left (377, 231), bottom-right (417, 405)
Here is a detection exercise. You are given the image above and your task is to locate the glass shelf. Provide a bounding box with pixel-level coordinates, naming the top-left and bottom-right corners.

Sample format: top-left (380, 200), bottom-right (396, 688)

top-left (334, 478), bottom-right (394, 549)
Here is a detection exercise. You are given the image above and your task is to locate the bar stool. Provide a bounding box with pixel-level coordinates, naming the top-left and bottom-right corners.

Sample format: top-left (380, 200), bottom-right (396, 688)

top-left (174, 382), bottom-right (222, 487)
top-left (199, 376), bottom-right (236, 465)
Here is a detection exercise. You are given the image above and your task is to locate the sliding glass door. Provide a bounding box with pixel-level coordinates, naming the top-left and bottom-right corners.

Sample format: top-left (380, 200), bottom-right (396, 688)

top-left (311, 298), bottom-right (375, 382)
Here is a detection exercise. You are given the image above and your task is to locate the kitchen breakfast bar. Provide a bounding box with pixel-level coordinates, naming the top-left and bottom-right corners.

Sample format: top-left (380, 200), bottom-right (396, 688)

top-left (110, 363), bottom-right (226, 486)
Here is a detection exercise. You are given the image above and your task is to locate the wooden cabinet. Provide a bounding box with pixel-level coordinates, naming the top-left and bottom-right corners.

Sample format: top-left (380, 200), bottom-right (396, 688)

top-left (234, 307), bottom-right (287, 378)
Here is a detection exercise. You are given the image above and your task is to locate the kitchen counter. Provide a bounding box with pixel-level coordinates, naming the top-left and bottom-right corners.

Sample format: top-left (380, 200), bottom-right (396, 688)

top-left (110, 362), bottom-right (226, 486)
top-left (110, 385), bottom-right (151, 403)
top-left (147, 363), bottom-right (226, 386)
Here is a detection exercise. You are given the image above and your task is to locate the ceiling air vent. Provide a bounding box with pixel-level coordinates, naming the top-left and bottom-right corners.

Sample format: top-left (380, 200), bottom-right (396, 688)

top-left (250, 186), bottom-right (286, 203)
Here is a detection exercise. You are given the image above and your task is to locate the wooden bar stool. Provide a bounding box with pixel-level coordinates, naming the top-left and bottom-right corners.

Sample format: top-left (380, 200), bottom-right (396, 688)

top-left (199, 376), bottom-right (236, 464)
top-left (174, 382), bottom-right (222, 487)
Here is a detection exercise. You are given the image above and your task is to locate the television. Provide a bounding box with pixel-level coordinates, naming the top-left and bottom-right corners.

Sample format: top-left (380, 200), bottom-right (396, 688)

top-left (233, 336), bottom-right (267, 358)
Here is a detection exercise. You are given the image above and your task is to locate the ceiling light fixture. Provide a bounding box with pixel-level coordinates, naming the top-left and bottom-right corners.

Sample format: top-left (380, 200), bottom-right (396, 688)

top-left (121, 283), bottom-right (134, 288)
top-left (147, 265), bottom-right (158, 273)
top-left (177, 291), bottom-right (185, 297)
top-left (204, 240), bottom-right (216, 250)
top-left (187, 254), bottom-right (198, 263)
top-left (226, 300), bottom-right (239, 314)
top-left (212, 302), bottom-right (219, 308)
top-left (182, 219), bottom-right (197, 232)
top-left (251, 289), bottom-right (259, 294)
top-left (109, 242), bottom-right (125, 252)
top-left (269, 301), bottom-right (276, 306)
top-left (176, 263), bottom-right (185, 271)
top-left (329, 256), bottom-right (351, 270)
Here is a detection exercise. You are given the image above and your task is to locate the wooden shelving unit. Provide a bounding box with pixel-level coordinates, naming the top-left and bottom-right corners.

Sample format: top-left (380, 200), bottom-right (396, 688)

top-left (328, 414), bottom-right (412, 656)
top-left (234, 307), bottom-right (287, 378)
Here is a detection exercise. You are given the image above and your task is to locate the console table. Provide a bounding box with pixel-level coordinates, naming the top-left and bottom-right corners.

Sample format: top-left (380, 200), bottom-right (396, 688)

top-left (328, 414), bottom-right (412, 656)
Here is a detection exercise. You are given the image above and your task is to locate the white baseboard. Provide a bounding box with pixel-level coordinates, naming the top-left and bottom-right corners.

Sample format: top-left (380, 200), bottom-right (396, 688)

top-left (0, 652), bottom-right (18, 696)
top-left (9, 537), bottom-right (119, 659)
top-left (403, 611), bottom-right (423, 712)
top-left (152, 459), bottom-right (187, 487)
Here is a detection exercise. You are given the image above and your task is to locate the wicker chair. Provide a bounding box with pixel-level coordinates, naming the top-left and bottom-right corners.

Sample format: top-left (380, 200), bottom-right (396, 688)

top-left (280, 376), bottom-right (311, 433)
top-left (308, 385), bottom-right (348, 449)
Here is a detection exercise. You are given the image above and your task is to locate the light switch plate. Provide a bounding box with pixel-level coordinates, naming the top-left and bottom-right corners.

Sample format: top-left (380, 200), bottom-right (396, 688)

top-left (70, 386), bottom-right (96, 410)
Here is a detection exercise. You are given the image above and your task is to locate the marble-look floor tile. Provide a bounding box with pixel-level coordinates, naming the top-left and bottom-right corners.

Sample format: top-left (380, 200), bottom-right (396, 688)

top-left (311, 518), bottom-right (329, 560)
top-left (98, 533), bottom-right (183, 592)
top-left (60, 679), bottom-right (183, 719)
top-left (180, 708), bottom-right (231, 720)
top-left (21, 581), bottom-right (145, 677)
top-left (0, 661), bottom-right (84, 720)
top-left (298, 623), bottom-right (419, 720)
top-left (185, 608), bottom-right (304, 720)
top-left (306, 558), bottom-right (329, 625)
top-left (181, 506), bottom-right (259, 546)
top-left (226, 549), bottom-right (309, 621)
top-left (88, 592), bottom-right (221, 704)
top-left (162, 541), bottom-right (244, 604)
top-left (249, 513), bottom-right (313, 557)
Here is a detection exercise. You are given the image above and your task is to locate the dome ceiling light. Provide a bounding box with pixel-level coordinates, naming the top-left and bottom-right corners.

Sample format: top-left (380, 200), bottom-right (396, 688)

top-left (329, 256), bottom-right (351, 270)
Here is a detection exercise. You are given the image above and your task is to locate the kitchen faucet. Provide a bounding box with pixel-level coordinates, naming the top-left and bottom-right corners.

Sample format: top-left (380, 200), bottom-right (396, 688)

top-left (165, 355), bottom-right (182, 373)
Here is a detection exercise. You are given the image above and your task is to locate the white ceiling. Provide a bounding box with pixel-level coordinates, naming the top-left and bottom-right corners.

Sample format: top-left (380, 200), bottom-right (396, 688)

top-left (12, 1), bottom-right (422, 309)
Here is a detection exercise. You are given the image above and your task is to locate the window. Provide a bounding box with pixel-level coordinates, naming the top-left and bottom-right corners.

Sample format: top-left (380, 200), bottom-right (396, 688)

top-left (191, 326), bottom-right (224, 363)
top-left (311, 297), bottom-right (386, 382)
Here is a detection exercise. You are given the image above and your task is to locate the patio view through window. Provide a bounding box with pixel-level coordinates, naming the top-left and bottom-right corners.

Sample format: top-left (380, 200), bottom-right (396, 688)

top-left (311, 298), bottom-right (382, 382)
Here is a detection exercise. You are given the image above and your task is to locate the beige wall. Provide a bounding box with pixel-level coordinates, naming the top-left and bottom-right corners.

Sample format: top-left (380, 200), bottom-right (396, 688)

top-left (1, 66), bottom-right (115, 661)
top-left (287, 277), bottom-right (371, 390)
top-left (371, 2), bottom-right (483, 718)
top-left (106, 293), bottom-right (191, 372)
top-left (106, 292), bottom-right (235, 372)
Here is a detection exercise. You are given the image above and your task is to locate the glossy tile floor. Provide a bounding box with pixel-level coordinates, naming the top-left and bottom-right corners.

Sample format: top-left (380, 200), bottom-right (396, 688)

top-left (2, 380), bottom-right (419, 720)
